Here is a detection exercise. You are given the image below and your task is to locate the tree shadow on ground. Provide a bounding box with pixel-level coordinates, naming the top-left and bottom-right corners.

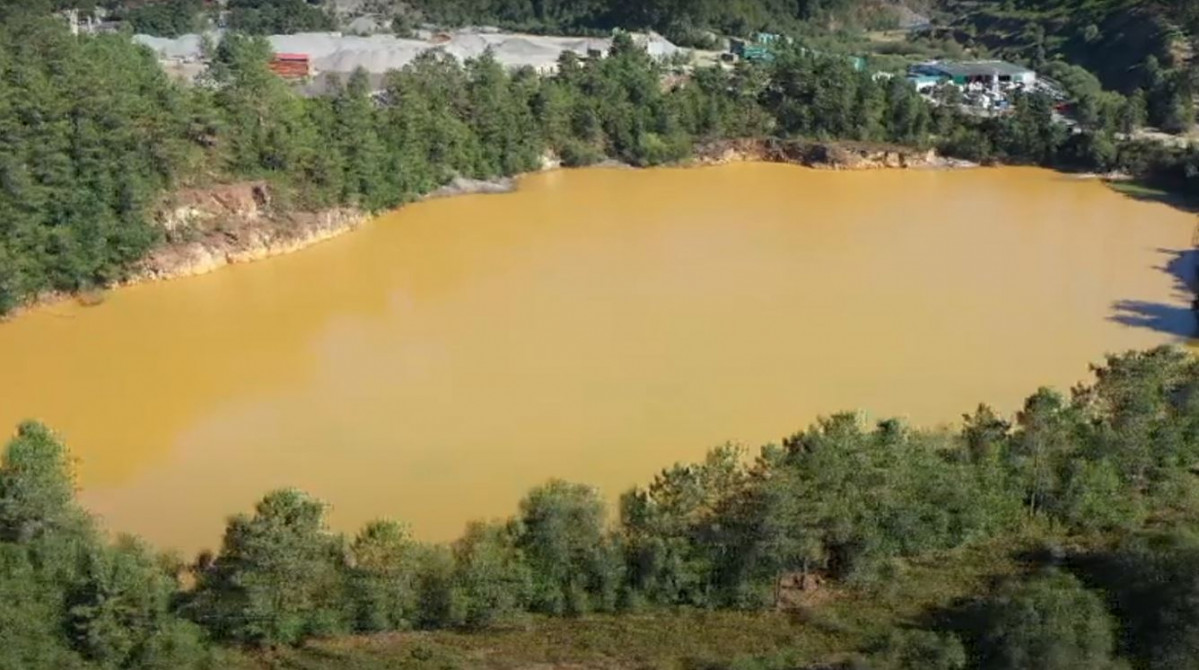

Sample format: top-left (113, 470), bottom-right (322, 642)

top-left (911, 546), bottom-right (1065, 661)
top-left (1109, 248), bottom-right (1199, 338)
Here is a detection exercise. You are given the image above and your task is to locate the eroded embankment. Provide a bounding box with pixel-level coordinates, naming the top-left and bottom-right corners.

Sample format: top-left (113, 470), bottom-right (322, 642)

top-left (116, 142), bottom-right (974, 288)
top-left (133, 182), bottom-right (367, 282)
top-left (132, 176), bottom-right (522, 283)
top-left (693, 138), bottom-right (976, 170)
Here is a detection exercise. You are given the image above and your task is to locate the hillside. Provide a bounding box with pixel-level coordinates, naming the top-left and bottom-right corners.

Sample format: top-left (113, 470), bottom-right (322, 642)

top-left (353, 0), bottom-right (1198, 133)
top-left (930, 0), bottom-right (1195, 92)
top-left (29, 0), bottom-right (1199, 97)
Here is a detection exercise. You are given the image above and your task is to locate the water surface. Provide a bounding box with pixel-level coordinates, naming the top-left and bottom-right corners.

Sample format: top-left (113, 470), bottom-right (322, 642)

top-left (0, 164), bottom-right (1193, 553)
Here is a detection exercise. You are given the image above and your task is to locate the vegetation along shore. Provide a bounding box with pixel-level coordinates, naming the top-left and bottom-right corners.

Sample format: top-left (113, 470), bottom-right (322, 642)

top-left (2, 0), bottom-right (1198, 316)
top-left (5, 347), bottom-right (1199, 669)
top-left (3, 0), bottom-right (1199, 668)
top-left (123, 140), bottom-right (962, 291)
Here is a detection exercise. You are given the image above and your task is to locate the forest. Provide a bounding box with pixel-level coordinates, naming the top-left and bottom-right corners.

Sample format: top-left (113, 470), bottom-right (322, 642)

top-left (4, 347), bottom-right (1199, 668)
top-left (2, 4), bottom-right (1199, 670)
top-left (111, 0), bottom-right (337, 37)
top-left (0, 10), bottom-right (1196, 316)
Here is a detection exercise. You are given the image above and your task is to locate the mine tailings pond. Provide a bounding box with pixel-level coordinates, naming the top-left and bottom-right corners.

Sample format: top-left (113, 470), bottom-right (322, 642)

top-left (1, 164), bottom-right (1196, 554)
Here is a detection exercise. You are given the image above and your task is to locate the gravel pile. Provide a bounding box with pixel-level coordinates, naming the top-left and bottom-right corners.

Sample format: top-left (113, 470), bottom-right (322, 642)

top-left (134, 29), bottom-right (682, 75)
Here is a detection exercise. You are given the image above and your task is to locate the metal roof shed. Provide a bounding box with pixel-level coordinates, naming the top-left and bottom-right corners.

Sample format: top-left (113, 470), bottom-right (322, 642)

top-left (917, 61), bottom-right (1036, 86)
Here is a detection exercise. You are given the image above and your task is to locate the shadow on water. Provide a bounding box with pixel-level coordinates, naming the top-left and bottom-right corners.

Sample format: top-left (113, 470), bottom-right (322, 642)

top-left (1109, 248), bottom-right (1199, 338)
top-left (1110, 300), bottom-right (1198, 338)
top-left (1105, 180), bottom-right (1199, 215)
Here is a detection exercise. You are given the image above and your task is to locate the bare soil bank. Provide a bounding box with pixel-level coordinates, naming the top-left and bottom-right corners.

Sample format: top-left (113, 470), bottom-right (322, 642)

top-left (133, 176), bottom-right (519, 283)
top-left (134, 182), bottom-right (367, 282)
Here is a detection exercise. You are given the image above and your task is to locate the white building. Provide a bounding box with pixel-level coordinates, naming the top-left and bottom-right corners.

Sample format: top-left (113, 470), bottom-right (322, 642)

top-left (908, 61), bottom-right (1037, 89)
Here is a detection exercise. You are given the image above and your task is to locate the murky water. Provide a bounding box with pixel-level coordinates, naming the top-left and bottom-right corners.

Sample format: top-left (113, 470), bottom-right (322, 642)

top-left (0, 164), bottom-right (1194, 554)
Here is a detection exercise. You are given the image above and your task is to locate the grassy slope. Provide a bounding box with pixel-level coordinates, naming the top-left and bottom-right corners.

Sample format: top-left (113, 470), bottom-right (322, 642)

top-left (239, 533), bottom-right (1049, 670)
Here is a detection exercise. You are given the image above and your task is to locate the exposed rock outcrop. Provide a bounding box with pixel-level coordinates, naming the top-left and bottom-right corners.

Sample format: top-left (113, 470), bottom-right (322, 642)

top-left (131, 182), bottom-right (367, 282)
top-left (694, 138), bottom-right (976, 170)
top-left (133, 173), bottom-right (528, 283)
top-left (424, 175), bottom-right (517, 200)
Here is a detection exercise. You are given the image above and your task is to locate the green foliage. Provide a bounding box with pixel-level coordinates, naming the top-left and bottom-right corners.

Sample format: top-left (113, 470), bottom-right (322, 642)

top-left (66, 537), bottom-right (214, 668)
top-left (2, 17), bottom-right (1197, 315)
top-left (0, 422), bottom-right (221, 669)
top-left (226, 0), bottom-right (334, 35)
top-left (4, 14), bottom-right (1199, 663)
top-left (947, 0), bottom-right (1185, 95)
top-left (718, 414), bottom-right (1021, 595)
top-left (189, 489), bottom-right (348, 646)
top-left (0, 421), bottom-right (82, 543)
top-left (0, 17), bottom-right (188, 311)
top-left (4, 346), bottom-right (1199, 664)
top-left (517, 480), bottom-right (622, 615)
top-left (331, 69), bottom-right (390, 209)
top-left (1085, 347), bottom-right (1199, 495)
top-left (1142, 56), bottom-right (1196, 133)
top-left (871, 629), bottom-right (966, 670)
top-left (412, 545), bottom-right (468, 629)
top-left (119, 0), bottom-right (202, 37)
top-left (1055, 458), bottom-right (1145, 530)
top-left (1041, 61), bottom-right (1123, 132)
top-left (622, 445), bottom-right (747, 607)
top-left (404, 0), bottom-right (923, 40)
top-left (1077, 530), bottom-right (1199, 670)
top-left (347, 520), bottom-right (419, 633)
top-left (450, 521), bottom-right (532, 629)
top-left (0, 424), bottom-right (91, 669)
top-left (0, 544), bottom-right (88, 670)
top-left (206, 33), bottom-right (319, 180)
top-left (975, 570), bottom-right (1122, 670)
top-left (464, 55), bottom-right (544, 177)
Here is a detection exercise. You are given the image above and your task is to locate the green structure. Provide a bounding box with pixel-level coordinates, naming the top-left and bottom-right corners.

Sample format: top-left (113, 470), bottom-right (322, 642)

top-left (729, 33), bottom-right (866, 70)
top-left (730, 34), bottom-right (782, 62)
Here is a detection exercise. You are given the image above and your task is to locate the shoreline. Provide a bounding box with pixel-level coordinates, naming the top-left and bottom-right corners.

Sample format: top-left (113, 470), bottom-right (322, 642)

top-left (6, 141), bottom-right (981, 319)
top-left (689, 138), bottom-right (979, 170)
top-left (126, 139), bottom-right (983, 288)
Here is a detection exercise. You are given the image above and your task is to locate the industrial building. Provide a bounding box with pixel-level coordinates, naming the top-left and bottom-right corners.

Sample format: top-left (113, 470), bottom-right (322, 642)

top-left (268, 53), bottom-right (313, 79)
top-left (908, 61), bottom-right (1037, 89)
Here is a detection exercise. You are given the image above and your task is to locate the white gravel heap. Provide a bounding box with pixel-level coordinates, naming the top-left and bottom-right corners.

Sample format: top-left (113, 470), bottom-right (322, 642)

top-left (133, 29), bottom-right (683, 75)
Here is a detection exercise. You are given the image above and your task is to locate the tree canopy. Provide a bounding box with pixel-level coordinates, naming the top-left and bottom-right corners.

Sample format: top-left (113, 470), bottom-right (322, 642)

top-left (5, 345), bottom-right (1199, 666)
top-left (2, 18), bottom-right (1197, 315)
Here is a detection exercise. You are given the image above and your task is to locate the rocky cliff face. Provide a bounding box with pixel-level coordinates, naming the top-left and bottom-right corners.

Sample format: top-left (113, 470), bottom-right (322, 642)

top-left (694, 138), bottom-right (972, 170)
top-left (131, 182), bottom-right (367, 282)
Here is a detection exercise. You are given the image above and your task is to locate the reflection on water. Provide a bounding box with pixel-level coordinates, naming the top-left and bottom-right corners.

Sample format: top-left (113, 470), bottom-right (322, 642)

top-left (0, 164), bottom-right (1194, 554)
